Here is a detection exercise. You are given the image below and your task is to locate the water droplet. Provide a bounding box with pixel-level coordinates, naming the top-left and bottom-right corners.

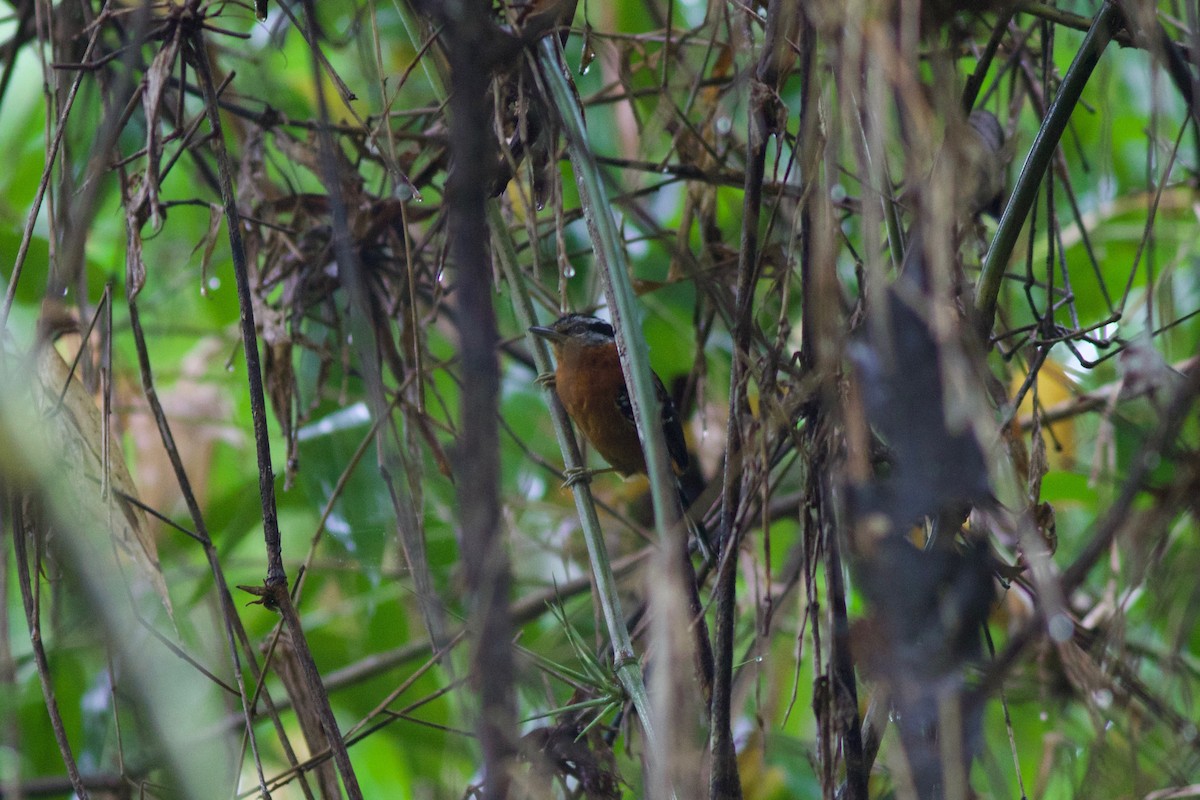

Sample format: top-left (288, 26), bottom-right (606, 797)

top-left (716, 116), bottom-right (732, 135)
top-left (1048, 613), bottom-right (1073, 642)
top-left (563, 264), bottom-right (576, 278)
top-left (579, 28), bottom-right (596, 75)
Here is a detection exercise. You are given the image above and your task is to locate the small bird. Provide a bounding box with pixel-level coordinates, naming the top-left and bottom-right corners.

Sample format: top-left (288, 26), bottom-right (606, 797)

top-left (529, 313), bottom-right (689, 480)
top-left (965, 109), bottom-right (1007, 218)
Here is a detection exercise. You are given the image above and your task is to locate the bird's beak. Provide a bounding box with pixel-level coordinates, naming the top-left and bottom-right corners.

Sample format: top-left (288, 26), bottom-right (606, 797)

top-left (529, 325), bottom-right (566, 343)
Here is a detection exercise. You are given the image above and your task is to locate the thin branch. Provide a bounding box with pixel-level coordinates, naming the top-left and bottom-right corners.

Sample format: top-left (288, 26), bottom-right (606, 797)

top-left (975, 1), bottom-right (1122, 339)
top-left (441, 1), bottom-right (517, 796)
top-left (11, 500), bottom-right (91, 799)
top-left (189, 17), bottom-right (363, 799)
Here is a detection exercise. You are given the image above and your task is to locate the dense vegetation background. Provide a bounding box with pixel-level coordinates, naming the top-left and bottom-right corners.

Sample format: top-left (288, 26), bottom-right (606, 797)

top-left (1, 1), bottom-right (1199, 798)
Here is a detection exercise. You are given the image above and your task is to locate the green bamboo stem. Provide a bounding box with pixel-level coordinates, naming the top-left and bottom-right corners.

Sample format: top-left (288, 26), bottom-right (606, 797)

top-left (397, 0), bottom-right (665, 775)
top-left (536, 34), bottom-right (686, 786)
top-left (535, 41), bottom-right (682, 550)
top-left (493, 205), bottom-right (666, 771)
top-left (974, 1), bottom-right (1120, 340)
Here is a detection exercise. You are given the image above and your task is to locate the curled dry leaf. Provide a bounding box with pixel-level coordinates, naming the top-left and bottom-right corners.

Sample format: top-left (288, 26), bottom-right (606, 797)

top-left (32, 332), bottom-right (174, 621)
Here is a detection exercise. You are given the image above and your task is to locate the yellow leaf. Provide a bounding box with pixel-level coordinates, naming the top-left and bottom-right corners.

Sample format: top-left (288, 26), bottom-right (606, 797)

top-left (737, 730), bottom-right (790, 800)
top-left (1011, 358), bottom-right (1076, 470)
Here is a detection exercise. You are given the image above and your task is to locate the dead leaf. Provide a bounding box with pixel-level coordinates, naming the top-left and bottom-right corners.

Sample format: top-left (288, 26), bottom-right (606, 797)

top-left (126, 337), bottom-right (244, 533)
top-left (33, 333), bottom-right (173, 620)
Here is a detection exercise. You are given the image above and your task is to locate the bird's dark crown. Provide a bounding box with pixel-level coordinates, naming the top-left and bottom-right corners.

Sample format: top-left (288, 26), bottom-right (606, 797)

top-left (547, 313), bottom-right (615, 344)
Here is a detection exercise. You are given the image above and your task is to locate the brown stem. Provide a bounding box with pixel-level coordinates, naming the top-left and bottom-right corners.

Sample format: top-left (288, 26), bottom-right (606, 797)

top-left (439, 2), bottom-right (517, 797)
top-left (125, 298), bottom-right (308, 800)
top-left (11, 499), bottom-right (91, 799)
top-left (187, 25), bottom-right (284, 590)
top-left (709, 4), bottom-right (802, 798)
top-left (190, 16), bottom-right (363, 799)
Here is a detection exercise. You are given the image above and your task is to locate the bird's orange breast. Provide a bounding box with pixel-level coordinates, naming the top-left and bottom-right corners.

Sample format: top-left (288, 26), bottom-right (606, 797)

top-left (554, 344), bottom-right (647, 477)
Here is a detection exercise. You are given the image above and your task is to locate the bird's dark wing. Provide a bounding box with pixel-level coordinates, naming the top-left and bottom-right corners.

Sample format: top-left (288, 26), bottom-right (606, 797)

top-left (654, 374), bottom-right (689, 471)
top-left (614, 376), bottom-right (690, 472)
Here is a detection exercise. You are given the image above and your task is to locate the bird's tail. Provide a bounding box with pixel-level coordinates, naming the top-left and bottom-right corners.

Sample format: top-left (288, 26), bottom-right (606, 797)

top-left (676, 476), bottom-right (714, 563)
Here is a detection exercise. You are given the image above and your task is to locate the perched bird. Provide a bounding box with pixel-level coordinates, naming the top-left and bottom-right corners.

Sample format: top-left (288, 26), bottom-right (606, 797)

top-left (964, 109), bottom-right (1007, 218)
top-left (529, 313), bottom-right (689, 479)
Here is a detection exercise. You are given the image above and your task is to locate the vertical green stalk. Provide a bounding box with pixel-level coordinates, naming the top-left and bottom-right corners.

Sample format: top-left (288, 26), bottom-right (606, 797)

top-left (492, 206), bottom-right (661, 757)
top-left (536, 38), bottom-right (682, 544)
top-left (536, 35), bottom-right (683, 791)
top-left (974, 1), bottom-right (1120, 339)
